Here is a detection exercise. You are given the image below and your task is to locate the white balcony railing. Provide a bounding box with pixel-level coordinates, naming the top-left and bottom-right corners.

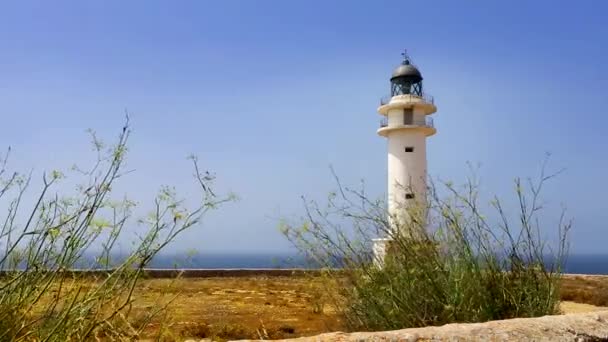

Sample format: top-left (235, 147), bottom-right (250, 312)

top-left (380, 93), bottom-right (435, 106)
top-left (380, 116), bottom-right (434, 129)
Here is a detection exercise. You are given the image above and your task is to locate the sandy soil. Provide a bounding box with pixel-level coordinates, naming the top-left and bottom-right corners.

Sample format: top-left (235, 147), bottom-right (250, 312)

top-left (560, 301), bottom-right (608, 314)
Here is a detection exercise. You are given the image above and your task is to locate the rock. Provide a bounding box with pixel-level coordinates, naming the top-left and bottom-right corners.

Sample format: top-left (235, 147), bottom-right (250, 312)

top-left (233, 311), bottom-right (608, 341)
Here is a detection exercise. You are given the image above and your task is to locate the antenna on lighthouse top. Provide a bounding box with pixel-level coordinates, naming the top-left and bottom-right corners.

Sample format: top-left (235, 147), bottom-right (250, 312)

top-left (401, 49), bottom-right (411, 65)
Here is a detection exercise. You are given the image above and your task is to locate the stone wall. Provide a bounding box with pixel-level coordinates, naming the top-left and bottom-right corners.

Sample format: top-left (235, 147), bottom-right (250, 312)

top-left (238, 311), bottom-right (608, 342)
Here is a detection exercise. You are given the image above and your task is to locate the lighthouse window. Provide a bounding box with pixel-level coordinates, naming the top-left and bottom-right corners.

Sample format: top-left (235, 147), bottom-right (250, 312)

top-left (405, 193), bottom-right (415, 199)
top-left (405, 146), bottom-right (414, 152)
top-left (403, 108), bottom-right (413, 125)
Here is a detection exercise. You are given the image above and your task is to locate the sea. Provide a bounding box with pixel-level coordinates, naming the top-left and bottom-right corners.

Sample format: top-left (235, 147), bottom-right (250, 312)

top-left (141, 253), bottom-right (608, 275)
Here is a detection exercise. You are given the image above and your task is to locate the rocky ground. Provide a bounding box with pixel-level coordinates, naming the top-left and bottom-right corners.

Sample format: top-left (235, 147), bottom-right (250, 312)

top-left (249, 311), bottom-right (608, 342)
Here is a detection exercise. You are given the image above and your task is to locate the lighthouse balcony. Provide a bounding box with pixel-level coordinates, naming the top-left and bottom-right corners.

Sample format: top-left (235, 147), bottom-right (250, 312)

top-left (378, 117), bottom-right (436, 137)
top-left (380, 93), bottom-right (434, 106)
top-left (378, 94), bottom-right (436, 115)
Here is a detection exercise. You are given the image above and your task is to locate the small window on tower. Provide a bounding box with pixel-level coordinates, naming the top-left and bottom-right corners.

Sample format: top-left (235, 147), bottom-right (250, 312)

top-left (405, 146), bottom-right (414, 152)
top-left (406, 193), bottom-right (415, 199)
top-left (403, 108), bottom-right (414, 125)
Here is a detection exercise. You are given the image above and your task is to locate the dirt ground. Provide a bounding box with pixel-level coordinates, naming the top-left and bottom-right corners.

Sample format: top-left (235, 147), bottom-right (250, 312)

top-left (127, 274), bottom-right (608, 340)
top-left (133, 276), bottom-right (342, 340)
top-left (561, 274), bottom-right (608, 307)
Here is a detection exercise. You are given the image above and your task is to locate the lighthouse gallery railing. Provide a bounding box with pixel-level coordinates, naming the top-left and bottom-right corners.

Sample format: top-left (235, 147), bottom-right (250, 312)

top-left (380, 93), bottom-right (435, 106)
top-left (380, 117), bottom-right (434, 129)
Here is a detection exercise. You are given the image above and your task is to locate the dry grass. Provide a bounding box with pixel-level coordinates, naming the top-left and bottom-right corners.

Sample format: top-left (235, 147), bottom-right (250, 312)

top-left (29, 274), bottom-right (605, 340)
top-left (561, 275), bottom-right (608, 307)
top-left (124, 275), bottom-right (342, 340)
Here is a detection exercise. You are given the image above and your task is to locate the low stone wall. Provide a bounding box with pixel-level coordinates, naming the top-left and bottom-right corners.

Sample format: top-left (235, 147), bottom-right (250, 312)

top-left (142, 268), bottom-right (315, 278)
top-left (241, 311), bottom-right (608, 342)
top-left (0, 268), bottom-right (318, 279)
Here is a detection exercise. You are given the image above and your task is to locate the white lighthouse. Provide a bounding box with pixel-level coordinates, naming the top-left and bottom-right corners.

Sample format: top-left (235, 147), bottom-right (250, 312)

top-left (373, 51), bottom-right (437, 265)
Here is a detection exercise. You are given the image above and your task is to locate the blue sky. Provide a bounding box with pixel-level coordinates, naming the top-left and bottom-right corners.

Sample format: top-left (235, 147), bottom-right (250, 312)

top-left (0, 1), bottom-right (606, 253)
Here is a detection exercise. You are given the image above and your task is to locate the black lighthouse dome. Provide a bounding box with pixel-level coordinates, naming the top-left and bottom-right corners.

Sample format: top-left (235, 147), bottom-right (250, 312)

top-left (391, 59), bottom-right (423, 83)
top-left (390, 52), bottom-right (424, 97)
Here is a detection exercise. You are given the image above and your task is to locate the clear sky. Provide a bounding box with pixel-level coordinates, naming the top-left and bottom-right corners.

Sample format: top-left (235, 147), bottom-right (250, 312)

top-left (1, 1), bottom-right (606, 254)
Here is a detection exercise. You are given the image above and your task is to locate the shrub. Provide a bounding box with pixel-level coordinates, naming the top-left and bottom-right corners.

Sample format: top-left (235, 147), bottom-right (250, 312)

top-left (282, 161), bottom-right (570, 330)
top-left (0, 119), bottom-right (232, 340)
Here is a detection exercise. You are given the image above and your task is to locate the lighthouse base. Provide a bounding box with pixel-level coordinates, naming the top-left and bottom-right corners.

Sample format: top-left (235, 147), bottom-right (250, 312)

top-left (372, 237), bottom-right (392, 268)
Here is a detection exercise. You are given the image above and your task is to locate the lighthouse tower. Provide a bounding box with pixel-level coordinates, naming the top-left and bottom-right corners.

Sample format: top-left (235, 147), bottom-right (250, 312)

top-left (373, 51), bottom-right (437, 265)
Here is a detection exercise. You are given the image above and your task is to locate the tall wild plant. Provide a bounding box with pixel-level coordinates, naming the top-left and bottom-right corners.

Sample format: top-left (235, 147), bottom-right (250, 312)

top-left (0, 119), bottom-right (231, 340)
top-left (282, 161), bottom-right (570, 330)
